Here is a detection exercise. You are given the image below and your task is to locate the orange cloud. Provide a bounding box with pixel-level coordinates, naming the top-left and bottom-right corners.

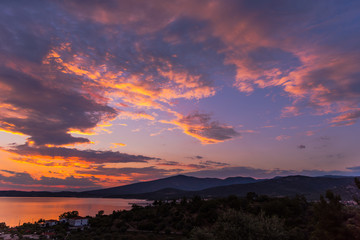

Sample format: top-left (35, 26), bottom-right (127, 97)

top-left (330, 109), bottom-right (360, 126)
top-left (118, 111), bottom-right (155, 121)
top-left (111, 143), bottom-right (126, 148)
top-left (162, 111), bottom-right (240, 144)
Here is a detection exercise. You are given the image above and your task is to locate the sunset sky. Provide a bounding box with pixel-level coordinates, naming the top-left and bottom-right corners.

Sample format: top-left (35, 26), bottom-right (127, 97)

top-left (0, 0), bottom-right (360, 191)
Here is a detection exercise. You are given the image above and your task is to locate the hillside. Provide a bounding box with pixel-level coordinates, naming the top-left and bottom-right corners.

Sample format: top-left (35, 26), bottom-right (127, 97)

top-left (83, 174), bottom-right (257, 197)
top-left (1, 175), bottom-right (358, 201)
top-left (114, 176), bottom-right (360, 201)
top-left (199, 175), bottom-right (358, 200)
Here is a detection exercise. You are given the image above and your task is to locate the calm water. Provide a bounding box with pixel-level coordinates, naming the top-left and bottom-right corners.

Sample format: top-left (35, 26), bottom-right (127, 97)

top-left (0, 197), bottom-right (149, 227)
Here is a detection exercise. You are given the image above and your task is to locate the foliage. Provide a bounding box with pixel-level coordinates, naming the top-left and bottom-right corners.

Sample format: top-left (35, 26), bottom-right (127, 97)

top-left (4, 190), bottom-right (360, 240)
top-left (0, 222), bottom-right (8, 229)
top-left (59, 210), bottom-right (79, 219)
top-left (310, 190), bottom-right (353, 240)
top-left (190, 209), bottom-right (288, 240)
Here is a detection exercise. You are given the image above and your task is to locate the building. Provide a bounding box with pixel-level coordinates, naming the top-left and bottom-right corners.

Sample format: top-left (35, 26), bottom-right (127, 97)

top-left (59, 218), bottom-right (67, 224)
top-left (39, 220), bottom-right (58, 228)
top-left (45, 220), bottom-right (58, 227)
top-left (68, 217), bottom-right (88, 227)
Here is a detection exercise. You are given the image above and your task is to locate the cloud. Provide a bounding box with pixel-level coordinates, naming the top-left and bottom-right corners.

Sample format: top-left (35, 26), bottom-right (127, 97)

top-left (0, 0), bottom-right (360, 191)
top-left (164, 111), bottom-right (240, 144)
top-left (118, 111), bottom-right (155, 121)
top-left (1, 0), bottom-right (357, 152)
top-left (305, 131), bottom-right (315, 136)
top-left (111, 143), bottom-right (126, 148)
top-left (330, 109), bottom-right (360, 126)
top-left (200, 160), bottom-right (230, 167)
top-left (297, 145), bottom-right (306, 149)
top-left (326, 153), bottom-right (345, 159)
top-left (186, 155), bottom-right (204, 160)
top-left (7, 144), bottom-right (160, 164)
top-left (187, 166), bottom-right (360, 179)
top-left (156, 160), bottom-right (210, 170)
top-left (0, 170), bottom-right (100, 189)
top-left (275, 135), bottom-right (291, 141)
top-left (76, 166), bottom-right (182, 182)
top-left (347, 166), bottom-right (360, 171)
top-left (0, 68), bottom-right (117, 146)
top-left (152, 158), bottom-right (229, 170)
top-left (0, 0), bottom-right (231, 149)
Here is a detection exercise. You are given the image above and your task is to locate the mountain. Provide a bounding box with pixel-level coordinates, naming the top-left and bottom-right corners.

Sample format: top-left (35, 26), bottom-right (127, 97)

top-left (1, 175), bottom-right (358, 201)
top-left (198, 175), bottom-right (358, 200)
top-left (112, 175), bottom-right (360, 201)
top-left (83, 175), bottom-right (258, 197)
top-left (106, 188), bottom-right (189, 200)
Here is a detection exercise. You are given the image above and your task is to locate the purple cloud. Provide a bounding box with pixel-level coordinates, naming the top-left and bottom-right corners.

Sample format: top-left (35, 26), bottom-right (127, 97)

top-left (0, 170), bottom-right (100, 189)
top-left (7, 144), bottom-right (160, 164)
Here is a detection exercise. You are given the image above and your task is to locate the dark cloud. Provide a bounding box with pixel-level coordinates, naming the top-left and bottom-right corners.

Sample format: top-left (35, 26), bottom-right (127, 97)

top-left (158, 161), bottom-right (180, 166)
top-left (176, 111), bottom-right (240, 144)
top-left (297, 145), bottom-right (306, 149)
top-left (0, 170), bottom-right (99, 189)
top-left (186, 155), bottom-right (204, 160)
top-left (331, 110), bottom-right (360, 126)
top-left (0, 0), bottom-right (358, 151)
top-left (201, 160), bottom-right (230, 167)
top-left (347, 166), bottom-right (360, 171)
top-left (0, 67), bottom-right (116, 145)
top-left (185, 164), bottom-right (207, 170)
top-left (326, 153), bottom-right (345, 159)
top-left (38, 175), bottom-right (99, 187)
top-left (0, 0), bottom-right (234, 146)
top-left (156, 160), bottom-right (212, 170)
top-left (7, 145), bottom-right (160, 164)
top-left (243, 47), bottom-right (302, 81)
top-left (0, 170), bottom-right (34, 185)
top-left (187, 166), bottom-right (360, 179)
top-left (76, 166), bottom-right (181, 181)
top-left (0, 0), bottom-right (54, 63)
top-left (0, 0), bottom-right (359, 192)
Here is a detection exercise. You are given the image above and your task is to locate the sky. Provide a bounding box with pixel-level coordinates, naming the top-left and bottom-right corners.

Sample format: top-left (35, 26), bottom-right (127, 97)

top-left (0, 0), bottom-right (360, 191)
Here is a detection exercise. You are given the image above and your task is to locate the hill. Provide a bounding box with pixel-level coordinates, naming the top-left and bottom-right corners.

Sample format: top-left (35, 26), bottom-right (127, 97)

top-left (1, 175), bottom-right (358, 201)
top-left (113, 175), bottom-right (360, 201)
top-left (83, 174), bottom-right (257, 197)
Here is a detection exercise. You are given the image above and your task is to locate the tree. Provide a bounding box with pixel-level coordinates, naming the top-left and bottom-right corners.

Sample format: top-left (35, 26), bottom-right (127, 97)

top-left (354, 178), bottom-right (360, 204)
top-left (96, 210), bottom-right (104, 217)
top-left (310, 190), bottom-right (353, 240)
top-left (190, 209), bottom-right (288, 240)
top-left (59, 210), bottom-right (79, 219)
top-left (0, 222), bottom-right (8, 230)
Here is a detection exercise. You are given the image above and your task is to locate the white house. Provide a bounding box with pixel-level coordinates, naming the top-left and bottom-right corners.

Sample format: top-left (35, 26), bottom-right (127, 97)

top-left (45, 220), bottom-right (58, 227)
top-left (59, 218), bottom-right (68, 224)
top-left (39, 220), bottom-right (58, 228)
top-left (68, 217), bottom-right (88, 227)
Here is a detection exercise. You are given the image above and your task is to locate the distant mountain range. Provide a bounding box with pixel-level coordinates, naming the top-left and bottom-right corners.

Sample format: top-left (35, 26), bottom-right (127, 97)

top-left (0, 175), bottom-right (359, 201)
top-left (83, 175), bottom-right (258, 197)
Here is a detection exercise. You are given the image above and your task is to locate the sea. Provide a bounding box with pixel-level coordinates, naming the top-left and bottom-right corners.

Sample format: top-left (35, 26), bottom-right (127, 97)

top-left (0, 197), bottom-right (149, 227)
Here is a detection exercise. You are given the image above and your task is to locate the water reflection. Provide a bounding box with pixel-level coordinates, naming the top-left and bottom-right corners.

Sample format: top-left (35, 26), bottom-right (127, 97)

top-left (0, 197), bottom-right (149, 227)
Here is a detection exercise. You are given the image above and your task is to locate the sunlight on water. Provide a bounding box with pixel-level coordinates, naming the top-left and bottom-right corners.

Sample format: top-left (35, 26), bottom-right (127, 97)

top-left (0, 197), bottom-right (149, 227)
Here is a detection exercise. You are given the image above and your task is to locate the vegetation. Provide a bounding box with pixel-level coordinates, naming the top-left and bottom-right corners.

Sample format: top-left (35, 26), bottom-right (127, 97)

top-left (59, 210), bottom-right (79, 219)
top-left (2, 189), bottom-right (360, 239)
